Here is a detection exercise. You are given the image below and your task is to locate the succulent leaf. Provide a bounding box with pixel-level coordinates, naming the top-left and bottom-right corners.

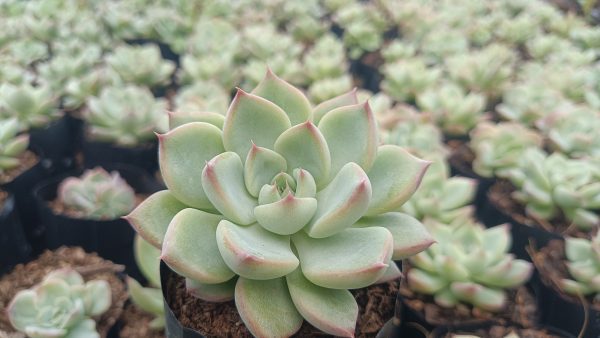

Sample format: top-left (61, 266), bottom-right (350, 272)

top-left (158, 122), bottom-right (225, 210)
top-left (235, 277), bottom-right (303, 338)
top-left (312, 89), bottom-right (358, 124)
top-left (216, 221), bottom-right (299, 280)
top-left (286, 269), bottom-right (357, 337)
top-left (161, 208), bottom-right (233, 284)
top-left (186, 277), bottom-right (237, 302)
top-left (254, 194), bottom-right (317, 235)
top-left (244, 144), bottom-right (288, 197)
top-left (126, 190), bottom-right (188, 248)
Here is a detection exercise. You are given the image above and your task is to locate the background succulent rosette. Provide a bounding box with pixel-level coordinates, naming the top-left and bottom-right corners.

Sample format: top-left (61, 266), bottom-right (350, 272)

top-left (127, 71), bottom-right (434, 337)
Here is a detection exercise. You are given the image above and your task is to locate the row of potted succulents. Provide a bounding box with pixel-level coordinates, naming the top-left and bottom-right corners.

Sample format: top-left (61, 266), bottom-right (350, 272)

top-left (0, 0), bottom-right (599, 337)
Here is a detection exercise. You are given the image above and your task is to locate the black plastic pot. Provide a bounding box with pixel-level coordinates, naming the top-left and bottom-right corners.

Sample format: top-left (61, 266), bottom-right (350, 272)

top-left (82, 136), bottom-right (159, 174)
top-left (0, 149), bottom-right (55, 253)
top-left (429, 324), bottom-right (576, 338)
top-left (34, 164), bottom-right (163, 279)
top-left (478, 190), bottom-right (562, 261)
top-left (160, 261), bottom-right (401, 338)
top-left (531, 258), bottom-right (600, 338)
top-left (0, 192), bottom-right (31, 275)
top-left (29, 115), bottom-right (77, 171)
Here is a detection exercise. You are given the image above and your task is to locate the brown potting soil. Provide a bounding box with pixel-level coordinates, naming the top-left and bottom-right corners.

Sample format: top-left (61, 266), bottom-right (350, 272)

top-left (0, 151), bottom-right (39, 184)
top-left (166, 271), bottom-right (399, 337)
top-left (487, 180), bottom-right (589, 239)
top-left (119, 303), bottom-right (165, 338)
top-left (47, 193), bottom-right (147, 220)
top-left (529, 239), bottom-right (600, 312)
top-left (399, 276), bottom-right (537, 328)
top-left (0, 247), bottom-right (128, 338)
top-left (0, 190), bottom-right (9, 211)
top-left (439, 325), bottom-right (567, 338)
top-left (446, 140), bottom-right (479, 179)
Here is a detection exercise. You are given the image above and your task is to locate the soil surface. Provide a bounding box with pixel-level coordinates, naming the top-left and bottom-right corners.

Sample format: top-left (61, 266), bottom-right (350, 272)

top-left (399, 271), bottom-right (537, 328)
top-left (0, 151), bottom-right (39, 184)
top-left (119, 303), bottom-right (165, 338)
top-left (166, 271), bottom-right (399, 337)
top-left (446, 140), bottom-right (480, 179)
top-left (0, 247), bottom-right (128, 338)
top-left (437, 325), bottom-right (568, 338)
top-left (487, 180), bottom-right (589, 238)
top-left (530, 239), bottom-right (600, 312)
top-left (47, 193), bottom-right (146, 220)
top-left (0, 190), bottom-right (8, 211)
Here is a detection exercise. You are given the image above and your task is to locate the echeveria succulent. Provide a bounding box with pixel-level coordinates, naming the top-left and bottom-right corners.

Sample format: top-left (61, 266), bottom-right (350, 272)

top-left (537, 106), bottom-right (600, 159)
top-left (401, 160), bottom-right (476, 224)
top-left (381, 58), bottom-right (442, 102)
top-left (106, 45), bottom-right (175, 88)
top-left (85, 85), bottom-right (167, 146)
top-left (333, 2), bottom-right (388, 58)
top-left (560, 233), bottom-right (600, 299)
top-left (0, 83), bottom-right (59, 131)
top-left (469, 122), bottom-right (543, 179)
top-left (408, 221), bottom-right (533, 312)
top-left (58, 167), bottom-right (136, 220)
top-left (0, 118), bottom-right (29, 174)
top-left (127, 235), bottom-right (165, 329)
top-left (173, 82), bottom-right (230, 114)
top-left (127, 71), bottom-right (434, 337)
top-left (446, 44), bottom-right (515, 99)
top-left (416, 83), bottom-right (486, 136)
top-left (37, 46), bottom-right (102, 96)
top-left (7, 269), bottom-right (111, 338)
top-left (508, 149), bottom-right (600, 230)
top-left (496, 79), bottom-right (566, 126)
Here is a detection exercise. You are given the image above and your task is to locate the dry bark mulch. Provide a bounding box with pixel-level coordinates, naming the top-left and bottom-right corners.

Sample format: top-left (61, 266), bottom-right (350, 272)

top-left (529, 239), bottom-right (600, 312)
top-left (118, 303), bottom-right (164, 338)
top-left (0, 247), bottom-right (128, 338)
top-left (446, 140), bottom-right (480, 179)
top-left (0, 151), bottom-right (39, 184)
top-left (487, 180), bottom-right (589, 239)
top-left (166, 270), bottom-right (399, 337)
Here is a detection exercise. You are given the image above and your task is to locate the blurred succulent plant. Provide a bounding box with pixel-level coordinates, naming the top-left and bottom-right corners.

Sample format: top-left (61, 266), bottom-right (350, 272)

top-left (469, 122), bottom-right (543, 179)
top-left (333, 2), bottom-right (388, 59)
top-left (416, 83), bottom-right (486, 136)
top-left (0, 118), bottom-right (29, 174)
top-left (58, 167), bottom-right (136, 220)
top-left (560, 233), bottom-right (600, 299)
top-left (127, 71), bottom-right (434, 337)
top-left (496, 80), bottom-right (565, 126)
top-left (408, 221), bottom-right (533, 312)
top-left (508, 149), bottom-right (600, 230)
top-left (127, 235), bottom-right (165, 329)
top-left (381, 58), bottom-right (442, 102)
top-left (401, 160), bottom-right (476, 224)
top-left (173, 82), bottom-right (230, 114)
top-left (37, 46), bottom-right (102, 96)
top-left (63, 67), bottom-right (116, 111)
top-left (0, 62), bottom-right (36, 86)
top-left (381, 41), bottom-right (417, 63)
top-left (525, 34), bottom-right (574, 61)
top-left (303, 34), bottom-right (348, 83)
top-left (446, 44), bottom-right (515, 99)
top-left (0, 83), bottom-right (59, 131)
top-left (495, 12), bottom-right (540, 45)
top-left (419, 29), bottom-right (469, 64)
top-left (537, 106), bottom-right (600, 159)
top-left (85, 85), bottom-right (167, 146)
top-left (4, 39), bottom-right (48, 66)
top-left (7, 269), bottom-right (111, 338)
top-left (307, 76), bottom-right (354, 104)
top-left (106, 45), bottom-right (175, 88)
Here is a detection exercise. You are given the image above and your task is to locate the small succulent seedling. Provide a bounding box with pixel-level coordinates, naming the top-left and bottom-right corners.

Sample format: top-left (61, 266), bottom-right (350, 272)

top-left (7, 269), bottom-right (111, 338)
top-left (85, 85), bottom-right (167, 147)
top-left (106, 45), bottom-right (175, 88)
top-left (416, 83), bottom-right (486, 136)
top-left (58, 167), bottom-right (136, 220)
top-left (127, 70), bottom-right (434, 337)
top-left (333, 2), bottom-right (388, 58)
top-left (446, 44), bottom-right (515, 99)
top-left (127, 235), bottom-right (165, 329)
top-left (381, 58), bottom-right (442, 102)
top-left (401, 160), bottom-right (476, 224)
top-left (508, 149), bottom-right (600, 230)
top-left (0, 83), bottom-right (59, 131)
top-left (0, 118), bottom-right (29, 174)
top-left (496, 80), bottom-right (566, 126)
top-left (408, 220), bottom-right (533, 312)
top-left (469, 122), bottom-right (543, 179)
top-left (560, 233), bottom-right (600, 300)
top-left (173, 82), bottom-right (231, 114)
